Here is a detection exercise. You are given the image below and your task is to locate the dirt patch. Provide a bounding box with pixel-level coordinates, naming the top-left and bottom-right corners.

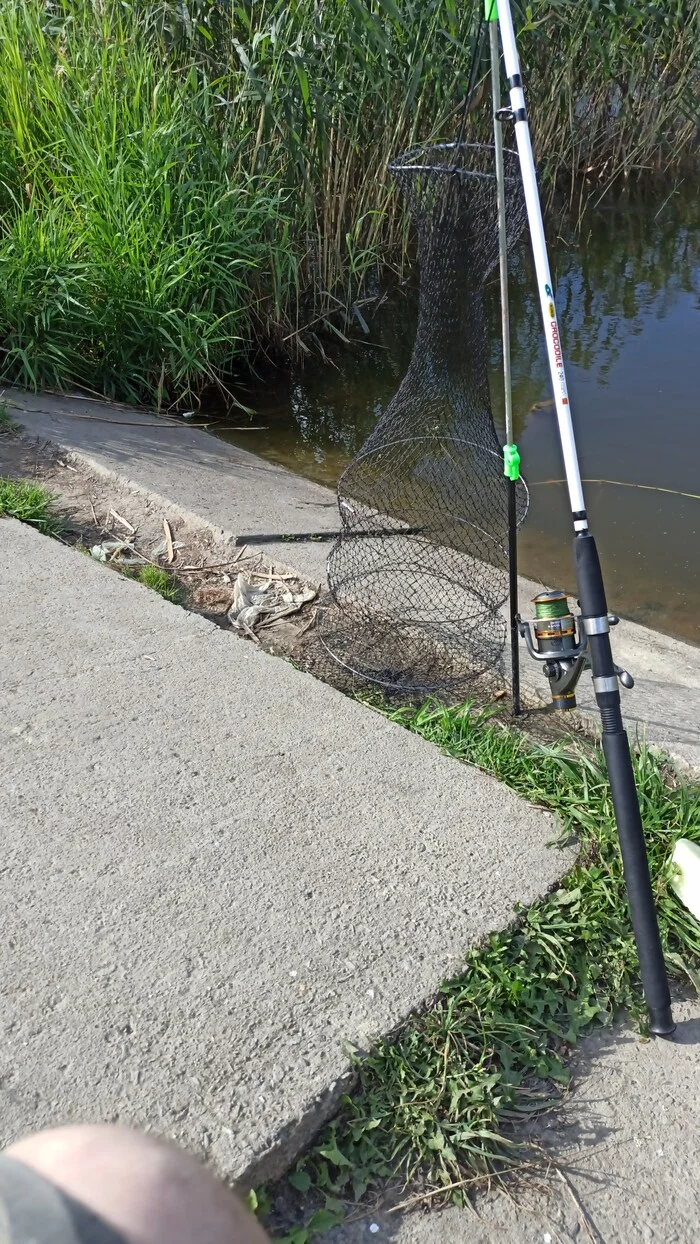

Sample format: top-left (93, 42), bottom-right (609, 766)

top-left (0, 426), bottom-right (596, 747)
top-left (0, 427), bottom-right (320, 655)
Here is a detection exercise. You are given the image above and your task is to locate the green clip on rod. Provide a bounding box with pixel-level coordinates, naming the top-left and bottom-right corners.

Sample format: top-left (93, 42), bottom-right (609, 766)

top-left (493, 0), bottom-right (674, 1036)
top-left (486, 0), bottom-right (521, 715)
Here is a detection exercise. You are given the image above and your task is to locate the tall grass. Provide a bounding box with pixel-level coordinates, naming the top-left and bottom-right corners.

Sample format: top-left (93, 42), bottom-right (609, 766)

top-left (173, 0), bottom-right (700, 272)
top-left (0, 0), bottom-right (696, 404)
top-left (0, 1), bottom-right (297, 402)
top-left (524, 1), bottom-right (700, 209)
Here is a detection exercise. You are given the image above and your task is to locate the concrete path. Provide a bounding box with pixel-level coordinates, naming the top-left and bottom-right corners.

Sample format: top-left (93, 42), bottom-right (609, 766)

top-left (7, 388), bottom-right (700, 770)
top-left (0, 519), bottom-right (568, 1185)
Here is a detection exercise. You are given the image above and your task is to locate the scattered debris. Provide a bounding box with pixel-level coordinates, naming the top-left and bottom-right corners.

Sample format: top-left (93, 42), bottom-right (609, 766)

top-left (228, 573), bottom-right (317, 632)
top-left (151, 537), bottom-right (185, 559)
top-left (670, 838), bottom-right (700, 921)
top-left (163, 517), bottom-right (175, 563)
top-left (109, 507), bottom-right (135, 534)
top-left (90, 539), bottom-right (148, 565)
top-left (3, 428), bottom-right (320, 661)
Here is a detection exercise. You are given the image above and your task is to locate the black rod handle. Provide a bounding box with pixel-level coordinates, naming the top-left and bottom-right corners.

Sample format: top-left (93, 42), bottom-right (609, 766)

top-left (574, 532), bottom-right (674, 1036)
top-left (508, 478), bottom-right (521, 715)
top-left (602, 729), bottom-right (675, 1034)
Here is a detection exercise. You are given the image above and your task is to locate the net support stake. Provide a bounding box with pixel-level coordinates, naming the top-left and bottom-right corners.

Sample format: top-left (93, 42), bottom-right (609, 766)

top-left (488, 9), bottom-right (521, 715)
top-left (496, 0), bottom-right (674, 1037)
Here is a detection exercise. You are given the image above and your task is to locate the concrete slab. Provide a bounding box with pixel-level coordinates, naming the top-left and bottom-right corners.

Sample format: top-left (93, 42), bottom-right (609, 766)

top-left (4, 389), bottom-right (336, 583)
top-left (7, 387), bottom-right (700, 769)
top-left (0, 519), bottom-right (567, 1184)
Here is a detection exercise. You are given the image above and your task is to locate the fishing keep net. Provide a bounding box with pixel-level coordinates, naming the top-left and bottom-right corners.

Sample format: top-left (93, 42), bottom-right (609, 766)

top-left (316, 142), bottom-right (529, 694)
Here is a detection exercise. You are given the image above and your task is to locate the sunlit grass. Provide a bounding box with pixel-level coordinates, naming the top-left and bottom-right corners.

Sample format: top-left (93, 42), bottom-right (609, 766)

top-left (276, 703), bottom-right (700, 1235)
top-left (137, 564), bottom-right (183, 604)
top-left (0, 1), bottom-right (695, 405)
top-left (0, 477), bottom-right (62, 535)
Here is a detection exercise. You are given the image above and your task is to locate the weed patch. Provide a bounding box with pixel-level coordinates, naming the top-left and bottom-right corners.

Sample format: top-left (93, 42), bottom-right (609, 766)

top-left (0, 403), bottom-right (20, 435)
top-left (0, 478), bottom-right (61, 536)
top-left (274, 703), bottom-right (700, 1236)
top-left (136, 564), bottom-right (183, 604)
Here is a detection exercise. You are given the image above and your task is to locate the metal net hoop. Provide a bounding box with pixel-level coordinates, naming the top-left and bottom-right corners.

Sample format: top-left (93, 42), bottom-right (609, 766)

top-left (318, 142), bottom-right (529, 694)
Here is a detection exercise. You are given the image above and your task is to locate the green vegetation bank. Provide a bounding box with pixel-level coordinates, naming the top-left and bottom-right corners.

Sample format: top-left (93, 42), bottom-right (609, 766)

top-left (0, 0), bottom-right (696, 404)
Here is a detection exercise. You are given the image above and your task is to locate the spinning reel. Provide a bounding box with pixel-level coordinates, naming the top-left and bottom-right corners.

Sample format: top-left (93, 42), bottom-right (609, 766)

top-left (518, 590), bottom-right (634, 710)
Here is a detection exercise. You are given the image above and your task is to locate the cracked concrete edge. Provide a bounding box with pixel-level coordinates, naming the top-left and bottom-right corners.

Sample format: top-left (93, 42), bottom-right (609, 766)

top-left (238, 1068), bottom-right (356, 1190)
top-left (238, 868), bottom-right (574, 1189)
top-left (58, 443), bottom-right (325, 590)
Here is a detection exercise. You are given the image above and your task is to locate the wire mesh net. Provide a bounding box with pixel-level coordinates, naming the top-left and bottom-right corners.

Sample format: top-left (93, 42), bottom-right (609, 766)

top-left (316, 142), bottom-right (529, 694)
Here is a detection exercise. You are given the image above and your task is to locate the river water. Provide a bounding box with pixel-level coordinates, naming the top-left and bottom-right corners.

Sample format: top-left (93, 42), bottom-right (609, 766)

top-left (216, 183), bottom-right (700, 644)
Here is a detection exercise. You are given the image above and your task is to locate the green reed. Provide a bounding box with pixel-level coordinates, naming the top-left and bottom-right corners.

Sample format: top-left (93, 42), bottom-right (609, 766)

top-left (0, 0), bottom-right (696, 404)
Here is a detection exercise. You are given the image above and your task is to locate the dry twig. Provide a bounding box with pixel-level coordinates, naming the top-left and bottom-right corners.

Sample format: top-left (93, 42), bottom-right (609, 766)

top-left (178, 552), bottom-right (252, 574)
top-left (248, 571), bottom-right (299, 582)
top-left (110, 507), bottom-right (136, 534)
top-left (557, 1169), bottom-right (601, 1244)
top-left (163, 518), bottom-right (174, 564)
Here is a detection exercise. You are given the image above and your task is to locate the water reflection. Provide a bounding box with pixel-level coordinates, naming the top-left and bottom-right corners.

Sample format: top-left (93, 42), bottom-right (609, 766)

top-left (217, 185), bottom-right (700, 643)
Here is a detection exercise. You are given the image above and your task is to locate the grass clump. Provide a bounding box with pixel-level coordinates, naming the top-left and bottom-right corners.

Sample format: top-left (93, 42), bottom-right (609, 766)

top-left (279, 703), bottom-right (700, 1227)
top-left (0, 477), bottom-right (62, 536)
top-left (0, 0), bottom-right (295, 406)
top-left (0, 402), bottom-right (19, 434)
top-left (137, 565), bottom-right (182, 604)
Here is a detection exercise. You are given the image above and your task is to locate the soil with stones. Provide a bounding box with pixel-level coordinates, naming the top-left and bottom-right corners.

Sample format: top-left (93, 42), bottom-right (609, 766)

top-left (1, 425), bottom-right (596, 751)
top-left (0, 427), bottom-right (319, 660)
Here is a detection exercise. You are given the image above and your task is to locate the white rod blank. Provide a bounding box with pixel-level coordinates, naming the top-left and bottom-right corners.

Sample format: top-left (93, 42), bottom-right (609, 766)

top-left (497, 0), bottom-right (587, 523)
top-left (489, 20), bottom-right (514, 448)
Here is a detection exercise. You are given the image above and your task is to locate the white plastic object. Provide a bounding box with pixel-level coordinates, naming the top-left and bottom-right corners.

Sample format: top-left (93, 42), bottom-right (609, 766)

top-left (670, 839), bottom-right (700, 922)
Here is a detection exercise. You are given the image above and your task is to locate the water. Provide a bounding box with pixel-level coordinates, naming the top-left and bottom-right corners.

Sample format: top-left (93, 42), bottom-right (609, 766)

top-left (215, 183), bottom-right (700, 644)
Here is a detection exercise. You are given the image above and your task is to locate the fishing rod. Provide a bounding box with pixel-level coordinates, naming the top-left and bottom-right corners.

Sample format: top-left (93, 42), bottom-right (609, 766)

top-left (487, 2), bottom-right (521, 715)
top-left (490, 0), bottom-right (675, 1036)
